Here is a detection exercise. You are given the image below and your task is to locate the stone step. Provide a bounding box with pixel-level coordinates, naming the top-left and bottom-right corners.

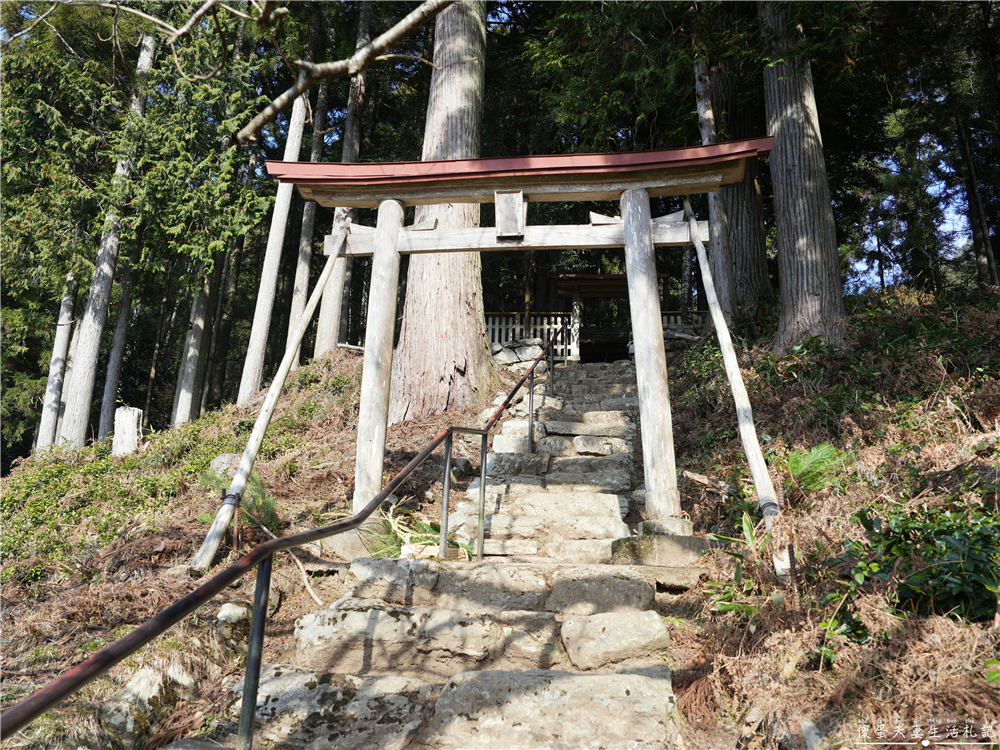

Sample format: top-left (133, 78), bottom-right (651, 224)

top-left (542, 420), bottom-right (636, 439)
top-left (223, 665), bottom-right (680, 750)
top-left (452, 491), bottom-right (627, 520)
top-left (424, 669), bottom-right (679, 749)
top-left (294, 600), bottom-right (671, 679)
top-left (448, 512), bottom-right (629, 544)
top-left (344, 558), bottom-right (700, 614)
top-left (482, 538), bottom-right (616, 564)
top-left (485, 450), bottom-right (549, 473)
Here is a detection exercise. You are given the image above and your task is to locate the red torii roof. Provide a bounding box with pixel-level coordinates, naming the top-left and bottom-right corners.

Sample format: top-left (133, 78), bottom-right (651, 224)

top-left (266, 138), bottom-right (772, 208)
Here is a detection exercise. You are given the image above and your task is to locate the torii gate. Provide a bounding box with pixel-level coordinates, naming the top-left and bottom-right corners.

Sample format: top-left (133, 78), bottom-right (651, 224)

top-left (268, 138), bottom-right (773, 546)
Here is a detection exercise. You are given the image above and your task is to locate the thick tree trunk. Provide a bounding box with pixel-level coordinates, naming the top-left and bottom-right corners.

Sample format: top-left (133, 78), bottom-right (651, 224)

top-left (59, 34), bottom-right (156, 447)
top-left (36, 274), bottom-right (76, 449)
top-left (237, 93), bottom-right (307, 404)
top-left (710, 54), bottom-right (771, 313)
top-left (98, 260), bottom-right (134, 439)
top-left (56, 296), bottom-right (86, 439)
top-left (761, 3), bottom-right (846, 352)
top-left (388, 0), bottom-right (492, 426)
top-left (693, 52), bottom-right (736, 324)
top-left (316, 1), bottom-right (372, 359)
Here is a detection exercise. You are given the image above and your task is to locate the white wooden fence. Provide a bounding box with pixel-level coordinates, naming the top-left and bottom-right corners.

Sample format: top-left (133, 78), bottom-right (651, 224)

top-left (484, 310), bottom-right (708, 361)
top-left (486, 313), bottom-right (577, 360)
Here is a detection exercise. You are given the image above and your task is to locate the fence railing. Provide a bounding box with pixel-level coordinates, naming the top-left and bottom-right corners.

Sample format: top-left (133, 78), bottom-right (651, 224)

top-left (0, 320), bottom-right (567, 749)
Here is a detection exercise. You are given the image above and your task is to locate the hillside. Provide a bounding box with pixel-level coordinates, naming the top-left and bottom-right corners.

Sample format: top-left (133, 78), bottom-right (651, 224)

top-left (1, 287), bottom-right (998, 749)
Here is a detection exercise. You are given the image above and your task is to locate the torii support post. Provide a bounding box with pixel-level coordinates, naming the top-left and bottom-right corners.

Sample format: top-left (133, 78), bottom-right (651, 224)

top-left (353, 199), bottom-right (404, 512)
top-left (621, 188), bottom-right (687, 533)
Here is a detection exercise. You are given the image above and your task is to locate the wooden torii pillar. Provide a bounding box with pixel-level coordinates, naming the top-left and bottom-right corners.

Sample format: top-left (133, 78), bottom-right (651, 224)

top-left (268, 140), bottom-right (773, 533)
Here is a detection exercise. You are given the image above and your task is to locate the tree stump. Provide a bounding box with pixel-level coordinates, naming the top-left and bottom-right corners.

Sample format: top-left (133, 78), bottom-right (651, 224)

top-left (111, 406), bottom-right (143, 456)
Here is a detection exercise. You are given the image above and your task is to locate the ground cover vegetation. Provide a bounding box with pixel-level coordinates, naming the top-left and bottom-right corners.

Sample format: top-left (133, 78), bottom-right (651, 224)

top-left (1, 0), bottom-right (999, 746)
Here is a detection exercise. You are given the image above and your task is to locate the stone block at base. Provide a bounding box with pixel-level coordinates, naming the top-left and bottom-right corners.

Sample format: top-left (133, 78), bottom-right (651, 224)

top-left (611, 534), bottom-right (709, 567)
top-left (640, 517), bottom-right (693, 536)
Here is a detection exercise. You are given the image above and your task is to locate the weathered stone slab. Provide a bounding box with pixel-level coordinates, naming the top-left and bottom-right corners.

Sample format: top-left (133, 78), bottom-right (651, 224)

top-left (419, 670), bottom-right (678, 749)
top-left (541, 539), bottom-right (614, 564)
top-left (600, 397), bottom-right (640, 411)
top-left (434, 565), bottom-right (549, 612)
top-left (573, 435), bottom-right (632, 455)
top-left (231, 665), bottom-right (436, 750)
top-left (551, 453), bottom-right (633, 473)
top-left (482, 538), bottom-right (539, 556)
top-left (493, 348), bottom-right (519, 365)
top-left (611, 535), bottom-right (709, 567)
top-left (545, 567), bottom-right (654, 615)
top-left (500, 419), bottom-right (546, 439)
top-left (450, 513), bottom-right (630, 543)
top-left (101, 665), bottom-right (198, 750)
top-left (544, 420), bottom-right (636, 439)
top-left (544, 471), bottom-right (631, 494)
top-left (640, 518), bottom-right (694, 536)
top-left (347, 558), bottom-right (438, 606)
top-left (581, 410), bottom-right (632, 425)
top-left (512, 492), bottom-right (625, 519)
top-left (465, 474), bottom-right (545, 501)
top-left (535, 435), bottom-right (575, 455)
top-left (561, 611), bottom-right (671, 670)
top-left (537, 406), bottom-right (582, 422)
top-left (486, 451), bottom-right (549, 476)
top-left (490, 434), bottom-right (529, 454)
top-left (515, 344), bottom-right (544, 361)
top-left (495, 611), bottom-right (562, 670)
top-left (295, 600), bottom-right (503, 677)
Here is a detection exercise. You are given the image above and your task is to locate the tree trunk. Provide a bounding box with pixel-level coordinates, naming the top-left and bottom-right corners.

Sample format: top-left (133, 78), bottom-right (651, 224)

top-left (956, 111), bottom-right (1000, 286)
top-left (316, 1), bottom-right (372, 359)
top-left (710, 48), bottom-right (771, 313)
top-left (59, 33), bottom-right (156, 447)
top-left (143, 291), bottom-right (181, 429)
top-left (172, 267), bottom-right (212, 425)
top-left (207, 234), bottom-right (245, 409)
top-left (36, 274), bottom-right (76, 449)
top-left (194, 253), bottom-right (225, 417)
top-left (693, 51), bottom-right (736, 324)
top-left (56, 298), bottom-right (85, 440)
top-left (287, 5), bottom-right (328, 369)
top-left (760, 3), bottom-right (846, 352)
top-left (388, 0), bottom-right (492, 426)
top-left (98, 258), bottom-right (134, 439)
top-left (237, 92), bottom-right (308, 404)
top-left (199, 250), bottom-right (229, 416)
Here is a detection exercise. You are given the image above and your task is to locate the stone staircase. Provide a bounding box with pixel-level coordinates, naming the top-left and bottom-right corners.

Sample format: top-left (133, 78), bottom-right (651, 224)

top-left (171, 361), bottom-right (705, 750)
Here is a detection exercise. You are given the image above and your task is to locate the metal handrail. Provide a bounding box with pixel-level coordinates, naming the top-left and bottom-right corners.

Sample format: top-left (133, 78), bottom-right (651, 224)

top-left (0, 322), bottom-right (568, 746)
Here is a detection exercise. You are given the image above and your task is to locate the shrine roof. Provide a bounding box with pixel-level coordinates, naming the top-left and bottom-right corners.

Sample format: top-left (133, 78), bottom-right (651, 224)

top-left (266, 138), bottom-right (772, 208)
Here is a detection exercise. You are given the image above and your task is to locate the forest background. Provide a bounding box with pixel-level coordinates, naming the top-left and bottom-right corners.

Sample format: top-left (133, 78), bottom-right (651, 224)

top-left (2, 0), bottom-right (1000, 472)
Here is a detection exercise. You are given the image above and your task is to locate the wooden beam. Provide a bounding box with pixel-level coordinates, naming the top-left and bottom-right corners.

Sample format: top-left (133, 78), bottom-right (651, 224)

top-left (307, 171), bottom-right (726, 208)
top-left (337, 220), bottom-right (710, 257)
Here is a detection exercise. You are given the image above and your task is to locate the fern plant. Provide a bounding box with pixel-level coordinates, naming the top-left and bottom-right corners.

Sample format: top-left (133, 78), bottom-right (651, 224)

top-left (787, 443), bottom-right (844, 494)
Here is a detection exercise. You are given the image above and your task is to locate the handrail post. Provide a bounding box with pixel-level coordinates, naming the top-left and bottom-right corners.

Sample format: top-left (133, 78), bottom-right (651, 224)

top-left (476, 433), bottom-right (487, 562)
top-left (236, 554), bottom-right (273, 750)
top-left (439, 431), bottom-right (454, 559)
top-left (549, 333), bottom-right (556, 395)
top-left (528, 370), bottom-right (535, 454)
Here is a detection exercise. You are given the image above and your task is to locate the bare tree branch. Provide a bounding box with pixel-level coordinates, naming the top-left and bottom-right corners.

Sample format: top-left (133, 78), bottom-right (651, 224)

top-left (236, 0), bottom-right (455, 144)
top-left (167, 0), bottom-right (217, 43)
top-left (1, 3), bottom-right (59, 49)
